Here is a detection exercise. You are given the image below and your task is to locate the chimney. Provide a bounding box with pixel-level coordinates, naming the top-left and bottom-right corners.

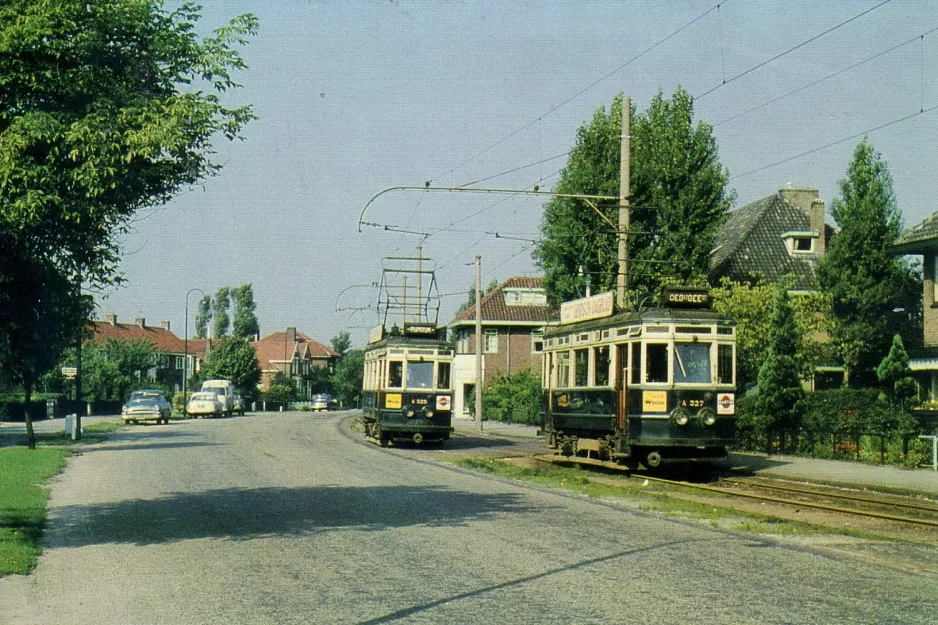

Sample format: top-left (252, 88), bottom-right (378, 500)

top-left (161, 320), bottom-right (171, 331)
top-left (135, 317), bottom-right (146, 328)
top-left (106, 313), bottom-right (117, 326)
top-left (810, 199), bottom-right (826, 256)
top-left (777, 187), bottom-right (819, 216)
top-left (286, 326), bottom-right (297, 344)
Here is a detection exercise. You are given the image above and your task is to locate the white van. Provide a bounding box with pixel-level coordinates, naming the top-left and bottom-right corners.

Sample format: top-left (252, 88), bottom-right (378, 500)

top-left (201, 379), bottom-right (234, 416)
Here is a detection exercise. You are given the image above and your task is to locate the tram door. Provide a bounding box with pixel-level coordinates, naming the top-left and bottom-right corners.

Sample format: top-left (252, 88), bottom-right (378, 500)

top-left (616, 344), bottom-right (628, 433)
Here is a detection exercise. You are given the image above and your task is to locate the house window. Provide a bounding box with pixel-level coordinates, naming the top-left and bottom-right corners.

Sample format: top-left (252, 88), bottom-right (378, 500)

top-left (175, 356), bottom-right (185, 370)
top-left (794, 237), bottom-right (813, 252)
top-left (457, 330), bottom-right (469, 353)
top-left (484, 329), bottom-right (498, 353)
top-left (933, 255), bottom-right (938, 304)
top-left (531, 329), bottom-right (544, 353)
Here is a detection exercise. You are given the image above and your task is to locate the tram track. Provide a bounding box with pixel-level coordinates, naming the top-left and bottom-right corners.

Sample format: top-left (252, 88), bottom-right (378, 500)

top-left (531, 454), bottom-right (938, 528)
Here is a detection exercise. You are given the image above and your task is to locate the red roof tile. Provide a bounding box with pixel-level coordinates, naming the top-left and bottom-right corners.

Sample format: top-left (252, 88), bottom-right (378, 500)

top-left (449, 276), bottom-right (555, 326)
top-left (89, 320), bottom-right (186, 354)
top-left (252, 330), bottom-right (339, 371)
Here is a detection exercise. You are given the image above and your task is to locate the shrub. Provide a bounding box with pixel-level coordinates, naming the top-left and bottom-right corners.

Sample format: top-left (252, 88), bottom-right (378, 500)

top-left (481, 369), bottom-right (542, 425)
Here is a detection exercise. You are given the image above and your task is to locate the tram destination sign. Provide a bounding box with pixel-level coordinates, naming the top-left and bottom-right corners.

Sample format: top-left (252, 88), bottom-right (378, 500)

top-left (560, 291), bottom-right (615, 324)
top-left (664, 287), bottom-right (711, 309)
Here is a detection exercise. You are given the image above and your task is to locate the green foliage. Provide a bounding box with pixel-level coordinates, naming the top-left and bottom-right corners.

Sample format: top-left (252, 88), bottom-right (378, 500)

top-left (0, 447), bottom-right (69, 575)
top-left (752, 287), bottom-right (805, 431)
top-left (304, 365), bottom-right (333, 396)
top-left (800, 389), bottom-right (919, 435)
top-left (0, 1), bottom-right (258, 291)
top-left (265, 371), bottom-right (297, 404)
top-left (455, 278), bottom-right (499, 315)
top-left (231, 283), bottom-right (259, 340)
top-left (481, 369), bottom-right (542, 425)
top-left (212, 286), bottom-right (231, 339)
top-left (330, 331), bottom-right (352, 358)
top-left (875, 334), bottom-right (917, 407)
top-left (816, 140), bottom-right (922, 373)
top-left (711, 278), bottom-right (835, 390)
top-left (200, 336), bottom-right (260, 398)
top-left (79, 338), bottom-right (158, 401)
top-left (331, 349), bottom-right (364, 408)
top-left (534, 89), bottom-right (733, 307)
top-left (195, 294), bottom-right (212, 340)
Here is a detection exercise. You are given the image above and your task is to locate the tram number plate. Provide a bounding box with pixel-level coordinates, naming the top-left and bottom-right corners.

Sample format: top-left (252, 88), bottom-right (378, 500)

top-left (412, 398), bottom-right (428, 405)
top-left (681, 400), bottom-right (704, 408)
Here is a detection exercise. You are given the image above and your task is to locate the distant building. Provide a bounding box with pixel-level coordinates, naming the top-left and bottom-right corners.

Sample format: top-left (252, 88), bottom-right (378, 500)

top-left (447, 277), bottom-right (556, 418)
top-left (89, 314), bottom-right (187, 392)
top-left (252, 327), bottom-right (339, 398)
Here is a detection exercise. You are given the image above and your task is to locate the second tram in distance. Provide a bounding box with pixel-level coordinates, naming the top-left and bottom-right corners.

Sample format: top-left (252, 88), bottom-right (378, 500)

top-left (542, 288), bottom-right (737, 468)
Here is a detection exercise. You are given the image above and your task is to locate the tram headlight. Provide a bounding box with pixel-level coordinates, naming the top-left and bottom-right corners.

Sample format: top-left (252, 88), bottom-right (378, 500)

top-left (670, 407), bottom-right (690, 426)
top-left (402, 405), bottom-right (417, 418)
top-left (698, 408), bottom-right (717, 427)
top-left (422, 405), bottom-right (435, 418)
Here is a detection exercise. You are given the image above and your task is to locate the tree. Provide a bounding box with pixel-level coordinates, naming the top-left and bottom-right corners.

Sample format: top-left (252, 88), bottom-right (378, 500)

top-left (330, 331), bottom-right (352, 359)
top-left (816, 139), bottom-right (922, 382)
top-left (876, 334), bottom-right (917, 408)
top-left (533, 89), bottom-right (733, 307)
top-left (212, 286), bottom-right (231, 339)
top-left (0, 240), bottom-right (91, 448)
top-left (80, 339), bottom-right (159, 402)
top-left (195, 294), bottom-right (213, 340)
top-left (265, 371), bottom-right (297, 405)
top-left (752, 287), bottom-right (805, 432)
top-left (455, 278), bottom-right (499, 315)
top-left (200, 336), bottom-right (261, 399)
top-left (331, 349), bottom-right (364, 408)
top-left (0, 2), bottom-right (258, 293)
top-left (231, 283), bottom-right (260, 340)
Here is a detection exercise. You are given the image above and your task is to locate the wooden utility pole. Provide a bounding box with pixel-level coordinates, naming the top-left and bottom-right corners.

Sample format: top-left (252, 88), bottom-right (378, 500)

top-left (475, 254), bottom-right (483, 432)
top-left (617, 96), bottom-right (631, 310)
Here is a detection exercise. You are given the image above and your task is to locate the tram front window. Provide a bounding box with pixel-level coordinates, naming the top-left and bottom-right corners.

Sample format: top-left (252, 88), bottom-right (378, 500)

top-left (646, 343), bottom-right (669, 383)
top-left (407, 361), bottom-right (434, 389)
top-left (674, 342), bottom-right (711, 384)
top-left (388, 361), bottom-right (403, 388)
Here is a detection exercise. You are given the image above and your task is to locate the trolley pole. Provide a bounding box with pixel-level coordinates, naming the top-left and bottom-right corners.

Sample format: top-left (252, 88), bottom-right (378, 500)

top-left (475, 254), bottom-right (483, 432)
top-left (616, 96), bottom-right (631, 310)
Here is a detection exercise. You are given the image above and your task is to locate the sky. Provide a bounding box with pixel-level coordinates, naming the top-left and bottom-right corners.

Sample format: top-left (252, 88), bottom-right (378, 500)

top-left (98, 0), bottom-right (938, 347)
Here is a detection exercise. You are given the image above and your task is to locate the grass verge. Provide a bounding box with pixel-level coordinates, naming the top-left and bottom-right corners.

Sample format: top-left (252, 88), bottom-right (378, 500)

top-left (450, 457), bottom-right (857, 538)
top-left (0, 447), bottom-right (70, 576)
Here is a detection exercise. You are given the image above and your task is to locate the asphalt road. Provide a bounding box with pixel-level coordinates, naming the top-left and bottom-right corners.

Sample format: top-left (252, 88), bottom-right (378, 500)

top-left (1, 411), bottom-right (935, 624)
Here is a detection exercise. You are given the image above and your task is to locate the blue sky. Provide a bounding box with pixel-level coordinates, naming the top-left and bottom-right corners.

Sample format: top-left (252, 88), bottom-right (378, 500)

top-left (100, 0), bottom-right (938, 347)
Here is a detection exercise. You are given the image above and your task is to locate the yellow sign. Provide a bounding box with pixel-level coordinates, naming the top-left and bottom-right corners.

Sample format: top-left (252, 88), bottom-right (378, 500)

top-left (642, 391), bottom-right (667, 413)
top-left (385, 393), bottom-right (402, 409)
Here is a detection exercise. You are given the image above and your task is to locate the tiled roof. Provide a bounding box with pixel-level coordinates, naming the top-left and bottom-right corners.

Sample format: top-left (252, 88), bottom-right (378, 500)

top-left (892, 212), bottom-right (938, 254)
top-left (709, 192), bottom-right (825, 290)
top-left (90, 321), bottom-right (186, 354)
top-left (252, 330), bottom-right (339, 372)
top-left (449, 276), bottom-right (556, 326)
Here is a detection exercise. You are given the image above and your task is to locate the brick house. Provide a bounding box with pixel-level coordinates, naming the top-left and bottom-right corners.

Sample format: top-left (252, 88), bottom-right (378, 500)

top-left (252, 327), bottom-right (339, 398)
top-left (89, 313), bottom-right (188, 392)
top-left (447, 277), bottom-right (556, 418)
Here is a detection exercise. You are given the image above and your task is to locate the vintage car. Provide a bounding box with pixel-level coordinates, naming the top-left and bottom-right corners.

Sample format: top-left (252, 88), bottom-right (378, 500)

top-left (186, 391), bottom-right (225, 418)
top-left (231, 390), bottom-right (246, 416)
top-left (122, 389), bottom-right (172, 424)
top-left (310, 393), bottom-right (337, 412)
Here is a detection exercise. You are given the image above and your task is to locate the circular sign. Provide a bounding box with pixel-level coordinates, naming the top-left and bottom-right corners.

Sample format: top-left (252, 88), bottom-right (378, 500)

top-left (720, 395), bottom-right (731, 409)
top-left (436, 396), bottom-right (450, 410)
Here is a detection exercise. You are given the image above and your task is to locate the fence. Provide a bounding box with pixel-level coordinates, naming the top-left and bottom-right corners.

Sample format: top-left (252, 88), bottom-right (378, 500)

top-left (737, 427), bottom-right (928, 467)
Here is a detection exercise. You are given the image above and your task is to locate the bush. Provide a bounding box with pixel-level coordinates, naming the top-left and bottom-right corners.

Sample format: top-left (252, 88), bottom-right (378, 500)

top-left (481, 369), bottom-right (542, 425)
top-left (801, 389), bottom-right (918, 435)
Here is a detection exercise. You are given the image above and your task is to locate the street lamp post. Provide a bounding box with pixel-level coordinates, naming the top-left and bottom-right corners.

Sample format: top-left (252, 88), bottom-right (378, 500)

top-left (184, 288), bottom-right (206, 416)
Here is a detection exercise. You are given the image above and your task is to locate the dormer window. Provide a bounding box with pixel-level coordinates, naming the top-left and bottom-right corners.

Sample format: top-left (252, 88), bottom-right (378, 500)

top-left (503, 288), bottom-right (547, 306)
top-left (782, 231), bottom-right (818, 256)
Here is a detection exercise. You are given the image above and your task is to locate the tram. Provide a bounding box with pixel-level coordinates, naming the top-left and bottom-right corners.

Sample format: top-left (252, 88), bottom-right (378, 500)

top-left (361, 322), bottom-right (453, 445)
top-left (542, 288), bottom-right (737, 468)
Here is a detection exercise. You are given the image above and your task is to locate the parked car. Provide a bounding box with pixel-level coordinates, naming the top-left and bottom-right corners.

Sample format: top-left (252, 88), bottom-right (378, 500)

top-left (310, 393), bottom-right (337, 412)
top-left (122, 389), bottom-right (172, 424)
top-left (201, 379), bottom-right (234, 416)
top-left (186, 391), bottom-right (224, 418)
top-left (231, 391), bottom-right (246, 416)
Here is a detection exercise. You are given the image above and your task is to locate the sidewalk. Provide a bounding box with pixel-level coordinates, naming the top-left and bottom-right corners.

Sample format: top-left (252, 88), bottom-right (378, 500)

top-left (452, 417), bottom-right (541, 439)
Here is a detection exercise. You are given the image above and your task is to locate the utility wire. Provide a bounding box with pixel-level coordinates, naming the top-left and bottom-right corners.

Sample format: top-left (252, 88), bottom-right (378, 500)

top-left (429, 0), bottom-right (729, 185)
top-left (697, 0), bottom-right (893, 100)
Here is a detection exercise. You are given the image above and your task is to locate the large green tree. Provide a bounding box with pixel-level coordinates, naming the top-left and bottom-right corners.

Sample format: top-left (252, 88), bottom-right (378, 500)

top-left (195, 294), bottom-right (213, 339)
top-left (534, 89), bottom-right (733, 307)
top-left (0, 1), bottom-right (257, 292)
top-left (816, 139), bottom-right (921, 381)
top-left (331, 348), bottom-right (364, 408)
top-left (201, 336), bottom-right (261, 399)
top-left (79, 338), bottom-right (160, 402)
top-left (212, 286), bottom-right (231, 339)
top-left (231, 283), bottom-right (259, 340)
top-left (330, 331), bottom-right (352, 359)
top-left (752, 287), bottom-right (805, 432)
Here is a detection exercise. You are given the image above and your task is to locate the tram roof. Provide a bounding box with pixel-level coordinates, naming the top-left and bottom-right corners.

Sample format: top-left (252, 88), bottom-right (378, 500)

top-left (365, 333), bottom-right (451, 351)
top-left (543, 306), bottom-right (734, 338)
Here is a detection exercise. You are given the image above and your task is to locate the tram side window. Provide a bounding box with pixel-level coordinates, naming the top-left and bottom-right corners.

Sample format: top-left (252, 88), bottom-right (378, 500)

top-left (574, 348), bottom-right (589, 387)
top-left (407, 361), bottom-right (434, 389)
top-left (593, 345), bottom-right (610, 386)
top-left (717, 344), bottom-right (734, 384)
top-left (630, 342), bottom-right (641, 384)
top-left (556, 351), bottom-right (571, 387)
top-left (646, 343), bottom-right (669, 383)
top-left (388, 361), bottom-right (403, 388)
top-left (437, 362), bottom-right (452, 390)
top-left (674, 342), bottom-right (711, 384)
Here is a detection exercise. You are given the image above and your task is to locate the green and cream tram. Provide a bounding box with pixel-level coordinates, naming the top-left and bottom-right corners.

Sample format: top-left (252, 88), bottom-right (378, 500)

top-left (542, 289), bottom-right (737, 468)
top-left (362, 323), bottom-right (454, 446)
